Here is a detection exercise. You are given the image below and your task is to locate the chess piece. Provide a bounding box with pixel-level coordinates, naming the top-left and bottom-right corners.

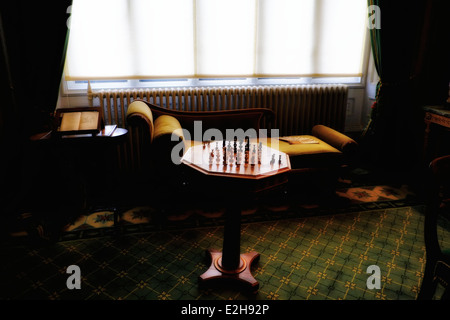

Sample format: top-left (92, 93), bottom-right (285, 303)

top-left (257, 145), bottom-right (262, 165)
top-left (278, 154), bottom-right (282, 165)
top-left (223, 148), bottom-right (227, 165)
top-left (216, 149), bottom-right (220, 164)
top-left (270, 154), bottom-right (275, 165)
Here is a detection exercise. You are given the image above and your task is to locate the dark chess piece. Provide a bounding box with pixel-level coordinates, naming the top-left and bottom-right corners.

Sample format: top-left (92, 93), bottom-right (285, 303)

top-left (270, 154), bottom-right (275, 165)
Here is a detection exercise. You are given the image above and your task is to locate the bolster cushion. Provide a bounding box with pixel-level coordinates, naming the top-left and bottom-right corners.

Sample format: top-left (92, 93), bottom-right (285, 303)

top-left (154, 115), bottom-right (185, 141)
top-left (311, 125), bottom-right (358, 153)
top-left (152, 115), bottom-right (187, 166)
top-left (126, 101), bottom-right (155, 141)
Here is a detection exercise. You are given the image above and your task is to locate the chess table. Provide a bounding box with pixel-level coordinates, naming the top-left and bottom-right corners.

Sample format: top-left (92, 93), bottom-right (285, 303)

top-left (181, 139), bottom-right (291, 293)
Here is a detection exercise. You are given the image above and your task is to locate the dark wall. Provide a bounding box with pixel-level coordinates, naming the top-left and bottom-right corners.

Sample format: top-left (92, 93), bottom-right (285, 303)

top-left (415, 0), bottom-right (450, 105)
top-left (376, 0), bottom-right (449, 101)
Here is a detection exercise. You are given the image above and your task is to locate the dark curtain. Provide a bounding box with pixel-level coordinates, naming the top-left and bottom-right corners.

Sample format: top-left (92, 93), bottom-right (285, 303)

top-left (363, 0), bottom-right (450, 173)
top-left (0, 2), bottom-right (71, 136)
top-left (0, 2), bottom-right (72, 237)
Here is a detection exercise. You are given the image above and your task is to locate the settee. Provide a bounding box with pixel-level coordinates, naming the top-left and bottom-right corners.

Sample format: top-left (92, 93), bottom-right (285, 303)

top-left (125, 100), bottom-right (358, 207)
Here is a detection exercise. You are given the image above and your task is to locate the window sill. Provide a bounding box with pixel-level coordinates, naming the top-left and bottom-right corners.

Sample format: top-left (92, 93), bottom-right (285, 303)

top-left (61, 77), bottom-right (366, 97)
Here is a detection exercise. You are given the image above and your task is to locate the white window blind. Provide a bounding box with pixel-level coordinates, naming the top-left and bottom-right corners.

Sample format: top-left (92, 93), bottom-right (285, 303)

top-left (64, 0), bottom-right (367, 81)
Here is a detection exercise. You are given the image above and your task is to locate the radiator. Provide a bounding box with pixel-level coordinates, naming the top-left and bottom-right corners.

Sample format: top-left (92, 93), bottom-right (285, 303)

top-left (89, 85), bottom-right (348, 172)
top-left (90, 84), bottom-right (348, 136)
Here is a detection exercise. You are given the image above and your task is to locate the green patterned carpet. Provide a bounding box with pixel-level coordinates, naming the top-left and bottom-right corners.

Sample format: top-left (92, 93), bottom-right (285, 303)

top-left (59, 183), bottom-right (420, 240)
top-left (1, 205), bottom-right (449, 300)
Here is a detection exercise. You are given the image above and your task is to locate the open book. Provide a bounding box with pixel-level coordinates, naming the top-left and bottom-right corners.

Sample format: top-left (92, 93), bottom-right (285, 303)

top-left (56, 108), bottom-right (102, 135)
top-left (60, 111), bottom-right (100, 132)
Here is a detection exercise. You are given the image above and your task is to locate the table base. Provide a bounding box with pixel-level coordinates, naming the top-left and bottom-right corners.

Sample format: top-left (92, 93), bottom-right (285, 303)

top-left (199, 249), bottom-right (260, 293)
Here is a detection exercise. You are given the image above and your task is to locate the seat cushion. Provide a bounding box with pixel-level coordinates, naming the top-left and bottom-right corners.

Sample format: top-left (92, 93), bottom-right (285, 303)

top-left (265, 136), bottom-right (343, 169)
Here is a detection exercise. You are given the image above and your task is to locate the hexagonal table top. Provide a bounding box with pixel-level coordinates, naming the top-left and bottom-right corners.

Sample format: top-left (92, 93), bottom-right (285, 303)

top-left (181, 140), bottom-right (291, 180)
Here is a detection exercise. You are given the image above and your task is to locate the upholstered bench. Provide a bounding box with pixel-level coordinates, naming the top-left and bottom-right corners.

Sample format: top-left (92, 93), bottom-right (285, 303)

top-left (267, 125), bottom-right (357, 174)
top-left (126, 99), bottom-right (357, 171)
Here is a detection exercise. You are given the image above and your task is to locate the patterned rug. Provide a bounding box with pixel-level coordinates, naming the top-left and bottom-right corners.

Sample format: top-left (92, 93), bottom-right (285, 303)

top-left (336, 184), bottom-right (414, 203)
top-left (1, 205), bottom-right (449, 300)
top-left (58, 184), bottom-right (419, 239)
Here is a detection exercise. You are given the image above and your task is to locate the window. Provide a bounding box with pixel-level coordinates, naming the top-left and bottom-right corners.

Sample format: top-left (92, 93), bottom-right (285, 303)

top-left (64, 0), bottom-right (368, 88)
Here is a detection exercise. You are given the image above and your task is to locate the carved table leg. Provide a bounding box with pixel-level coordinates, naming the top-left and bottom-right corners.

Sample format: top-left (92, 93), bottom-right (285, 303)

top-left (199, 198), bottom-right (260, 293)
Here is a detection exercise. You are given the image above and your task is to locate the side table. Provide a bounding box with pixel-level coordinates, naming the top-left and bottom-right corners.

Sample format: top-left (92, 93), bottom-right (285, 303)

top-left (423, 105), bottom-right (450, 164)
top-left (30, 125), bottom-right (128, 226)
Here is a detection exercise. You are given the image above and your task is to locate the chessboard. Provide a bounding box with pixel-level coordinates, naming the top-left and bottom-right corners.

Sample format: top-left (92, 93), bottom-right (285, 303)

top-left (181, 138), bottom-right (291, 180)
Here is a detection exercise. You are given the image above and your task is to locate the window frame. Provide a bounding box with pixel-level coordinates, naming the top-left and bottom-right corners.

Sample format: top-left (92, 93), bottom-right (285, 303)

top-left (59, 21), bottom-right (373, 98)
